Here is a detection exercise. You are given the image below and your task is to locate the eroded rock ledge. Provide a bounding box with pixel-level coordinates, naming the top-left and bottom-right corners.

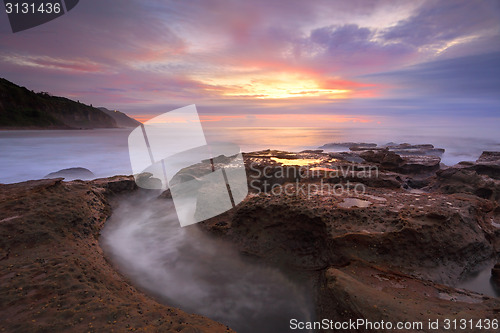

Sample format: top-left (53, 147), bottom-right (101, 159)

top-left (200, 148), bottom-right (500, 332)
top-left (0, 177), bottom-right (233, 332)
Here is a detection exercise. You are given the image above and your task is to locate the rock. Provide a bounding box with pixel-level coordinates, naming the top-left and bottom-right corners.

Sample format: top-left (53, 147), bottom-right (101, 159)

top-left (134, 172), bottom-right (163, 189)
top-left (349, 146), bottom-right (386, 151)
top-left (359, 150), bottom-right (441, 175)
top-left (359, 149), bottom-right (404, 170)
top-left (385, 143), bottom-right (435, 149)
top-left (317, 262), bottom-right (500, 331)
top-left (300, 149), bottom-right (324, 153)
top-left (492, 263), bottom-right (500, 282)
top-left (92, 175), bottom-right (137, 194)
top-left (44, 167), bottom-right (95, 180)
top-left (391, 147), bottom-right (445, 156)
top-left (203, 178), bottom-right (497, 283)
top-left (199, 147), bottom-right (500, 325)
top-left (0, 177), bottom-right (233, 332)
top-left (477, 151), bottom-right (500, 163)
top-left (319, 142), bottom-right (377, 149)
top-left (434, 160), bottom-right (500, 201)
top-left (399, 155), bottom-right (441, 174)
top-left (383, 143), bottom-right (445, 156)
top-left (406, 177), bottom-right (431, 189)
top-left (328, 152), bottom-right (365, 163)
top-left (159, 188), bottom-right (172, 199)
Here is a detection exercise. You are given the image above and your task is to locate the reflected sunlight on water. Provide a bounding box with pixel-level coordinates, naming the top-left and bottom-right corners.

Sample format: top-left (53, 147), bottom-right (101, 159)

top-left (271, 157), bottom-right (323, 166)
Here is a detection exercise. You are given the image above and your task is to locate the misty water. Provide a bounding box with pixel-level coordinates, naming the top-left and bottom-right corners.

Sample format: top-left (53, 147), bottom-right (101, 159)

top-left (101, 191), bottom-right (315, 333)
top-left (457, 262), bottom-right (500, 298)
top-left (1, 126), bottom-right (499, 184)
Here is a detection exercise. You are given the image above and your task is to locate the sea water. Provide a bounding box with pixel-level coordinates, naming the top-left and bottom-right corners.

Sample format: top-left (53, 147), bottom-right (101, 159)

top-left (1, 126), bottom-right (499, 184)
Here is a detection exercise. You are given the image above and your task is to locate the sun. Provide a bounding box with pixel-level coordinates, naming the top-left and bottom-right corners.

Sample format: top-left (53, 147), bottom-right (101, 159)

top-left (202, 72), bottom-right (352, 100)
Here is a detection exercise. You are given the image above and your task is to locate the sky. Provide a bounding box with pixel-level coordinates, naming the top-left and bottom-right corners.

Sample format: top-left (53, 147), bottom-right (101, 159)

top-left (0, 0), bottom-right (499, 128)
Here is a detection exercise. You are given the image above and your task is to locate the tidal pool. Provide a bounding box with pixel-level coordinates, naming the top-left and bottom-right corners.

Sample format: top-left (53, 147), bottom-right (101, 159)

top-left (101, 192), bottom-right (315, 333)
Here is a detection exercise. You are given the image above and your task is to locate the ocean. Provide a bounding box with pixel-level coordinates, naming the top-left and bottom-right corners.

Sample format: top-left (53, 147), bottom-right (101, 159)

top-left (1, 126), bottom-right (499, 184)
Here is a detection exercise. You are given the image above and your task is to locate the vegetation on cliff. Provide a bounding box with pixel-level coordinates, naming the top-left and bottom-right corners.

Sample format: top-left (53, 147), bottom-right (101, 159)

top-left (0, 78), bottom-right (138, 129)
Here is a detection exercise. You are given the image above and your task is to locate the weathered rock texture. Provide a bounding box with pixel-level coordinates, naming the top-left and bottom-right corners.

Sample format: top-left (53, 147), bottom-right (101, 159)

top-left (0, 177), bottom-right (233, 332)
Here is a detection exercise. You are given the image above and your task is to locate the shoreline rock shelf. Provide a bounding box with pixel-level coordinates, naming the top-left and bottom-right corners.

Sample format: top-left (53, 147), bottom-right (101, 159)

top-left (1, 145), bottom-right (499, 332)
top-left (201, 147), bottom-right (500, 331)
top-left (0, 177), bottom-right (233, 332)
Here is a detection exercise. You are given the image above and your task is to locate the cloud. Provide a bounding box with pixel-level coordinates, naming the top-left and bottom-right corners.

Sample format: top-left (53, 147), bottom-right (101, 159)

top-left (0, 0), bottom-right (499, 119)
top-left (300, 24), bottom-right (416, 75)
top-left (364, 52), bottom-right (500, 100)
top-left (382, 0), bottom-right (500, 48)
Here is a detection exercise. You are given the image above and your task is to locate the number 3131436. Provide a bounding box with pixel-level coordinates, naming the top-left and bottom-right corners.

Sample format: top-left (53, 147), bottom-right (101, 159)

top-left (5, 2), bottom-right (61, 14)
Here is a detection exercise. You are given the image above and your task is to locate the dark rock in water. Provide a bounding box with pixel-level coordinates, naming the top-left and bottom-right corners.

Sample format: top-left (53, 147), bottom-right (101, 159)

top-left (44, 167), bottom-right (95, 180)
top-left (349, 146), bottom-right (386, 151)
top-left (399, 155), bottom-right (441, 174)
top-left (92, 176), bottom-right (137, 194)
top-left (385, 143), bottom-right (435, 149)
top-left (433, 154), bottom-right (500, 201)
top-left (134, 172), bottom-right (163, 189)
top-left (492, 264), bottom-right (500, 284)
top-left (319, 142), bottom-right (377, 149)
top-left (359, 149), bottom-right (404, 170)
top-left (383, 143), bottom-right (445, 157)
top-left (328, 152), bottom-right (365, 163)
top-left (406, 177), bottom-right (431, 189)
top-left (300, 149), bottom-right (324, 153)
top-left (158, 188), bottom-right (172, 199)
top-left (477, 151), bottom-right (500, 163)
top-left (359, 149), bottom-right (441, 175)
top-left (391, 147), bottom-right (445, 156)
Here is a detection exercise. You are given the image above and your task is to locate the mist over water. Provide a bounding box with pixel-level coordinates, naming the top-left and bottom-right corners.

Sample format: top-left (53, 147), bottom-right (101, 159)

top-left (101, 192), bottom-right (315, 333)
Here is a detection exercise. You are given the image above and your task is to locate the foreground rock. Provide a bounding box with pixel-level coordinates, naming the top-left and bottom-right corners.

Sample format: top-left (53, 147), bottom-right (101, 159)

top-left (200, 149), bottom-right (500, 332)
top-left (359, 149), bottom-right (441, 175)
top-left (431, 152), bottom-right (500, 202)
top-left (319, 262), bottom-right (499, 333)
top-left (0, 177), bottom-right (233, 332)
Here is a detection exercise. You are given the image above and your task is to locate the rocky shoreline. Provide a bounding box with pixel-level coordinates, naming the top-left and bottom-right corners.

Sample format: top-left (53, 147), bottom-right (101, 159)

top-left (0, 177), bottom-right (233, 332)
top-left (1, 144), bottom-right (499, 332)
top-left (199, 146), bottom-right (500, 332)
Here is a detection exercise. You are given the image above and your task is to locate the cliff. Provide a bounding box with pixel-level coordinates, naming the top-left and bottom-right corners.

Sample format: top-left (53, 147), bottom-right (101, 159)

top-left (98, 107), bottom-right (141, 128)
top-left (0, 78), bottom-right (120, 129)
